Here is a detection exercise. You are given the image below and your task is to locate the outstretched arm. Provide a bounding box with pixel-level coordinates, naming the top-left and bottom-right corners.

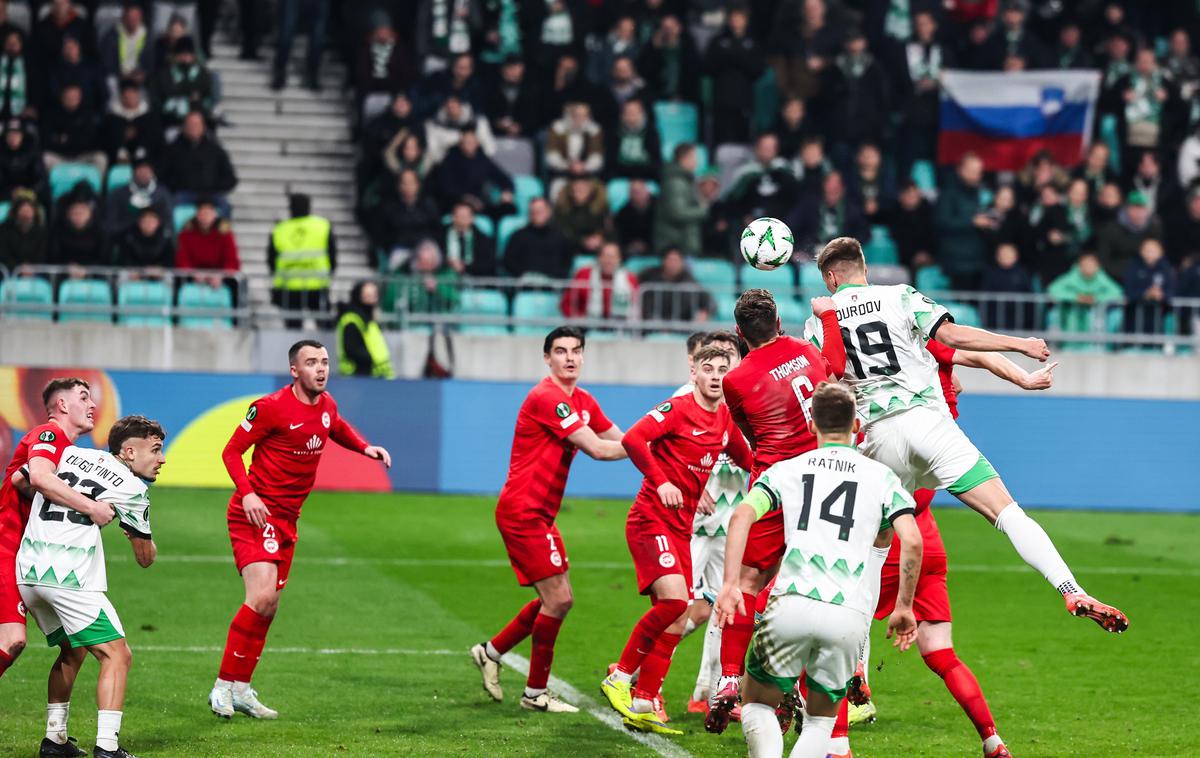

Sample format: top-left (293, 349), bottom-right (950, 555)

top-left (953, 350), bottom-right (1059, 391)
top-left (566, 425), bottom-right (628, 461)
top-left (934, 321), bottom-right (1050, 361)
top-left (331, 416), bottom-right (391, 468)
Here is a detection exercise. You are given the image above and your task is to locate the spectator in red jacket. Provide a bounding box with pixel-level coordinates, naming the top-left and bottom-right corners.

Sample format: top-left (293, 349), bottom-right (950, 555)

top-left (175, 198), bottom-right (240, 271)
top-left (560, 239), bottom-right (638, 321)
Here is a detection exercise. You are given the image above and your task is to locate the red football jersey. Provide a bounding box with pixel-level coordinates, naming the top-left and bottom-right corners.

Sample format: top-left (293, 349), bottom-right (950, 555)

top-left (722, 335), bottom-right (831, 475)
top-left (926, 339), bottom-right (959, 420)
top-left (222, 386), bottom-right (370, 520)
top-left (0, 422), bottom-right (74, 555)
top-left (625, 392), bottom-right (753, 537)
top-left (495, 377), bottom-right (613, 522)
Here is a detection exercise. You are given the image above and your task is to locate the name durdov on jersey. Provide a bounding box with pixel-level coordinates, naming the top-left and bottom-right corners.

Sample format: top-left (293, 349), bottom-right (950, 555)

top-left (836, 300), bottom-right (882, 321)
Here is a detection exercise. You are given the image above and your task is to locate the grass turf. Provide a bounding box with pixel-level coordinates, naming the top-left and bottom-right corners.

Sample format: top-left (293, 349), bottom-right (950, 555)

top-left (0, 488), bottom-right (1195, 757)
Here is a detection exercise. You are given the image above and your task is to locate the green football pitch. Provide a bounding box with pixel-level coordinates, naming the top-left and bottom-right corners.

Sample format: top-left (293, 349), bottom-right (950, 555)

top-left (0, 488), bottom-right (1195, 757)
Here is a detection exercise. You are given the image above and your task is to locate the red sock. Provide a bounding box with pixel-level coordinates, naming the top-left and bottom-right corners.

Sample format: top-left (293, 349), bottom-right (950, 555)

top-left (526, 613), bottom-right (563, 691)
top-left (923, 648), bottom-right (997, 740)
top-left (719, 592), bottom-right (757, 676)
top-left (616, 599), bottom-right (689, 675)
top-left (633, 632), bottom-right (682, 701)
top-left (489, 599), bottom-right (542, 655)
top-left (832, 697), bottom-right (850, 738)
top-left (218, 605), bottom-right (273, 683)
top-left (0, 647), bottom-right (11, 678)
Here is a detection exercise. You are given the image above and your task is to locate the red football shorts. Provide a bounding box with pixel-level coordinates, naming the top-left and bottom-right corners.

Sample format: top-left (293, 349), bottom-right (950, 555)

top-left (0, 547), bottom-right (26, 625)
top-left (625, 515), bottom-right (692, 596)
top-left (496, 514), bottom-right (569, 587)
top-left (228, 503), bottom-right (299, 591)
top-left (742, 508), bottom-right (786, 572)
top-left (874, 552), bottom-right (952, 623)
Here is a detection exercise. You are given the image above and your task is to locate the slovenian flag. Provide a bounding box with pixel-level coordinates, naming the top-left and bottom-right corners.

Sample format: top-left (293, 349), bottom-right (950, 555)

top-left (937, 70), bottom-right (1101, 172)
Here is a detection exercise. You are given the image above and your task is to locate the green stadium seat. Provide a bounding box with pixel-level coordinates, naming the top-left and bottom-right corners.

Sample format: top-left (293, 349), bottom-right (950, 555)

top-left (915, 266), bottom-right (950, 293)
top-left (457, 288), bottom-right (509, 324)
top-left (496, 215), bottom-right (526, 257)
top-left (740, 263), bottom-right (795, 292)
top-left (863, 226), bottom-right (899, 265)
top-left (57, 279), bottom-right (112, 323)
top-left (513, 175), bottom-right (544, 214)
top-left (689, 259), bottom-right (736, 291)
top-left (117, 279), bottom-right (171, 326)
top-left (1100, 114), bottom-right (1120, 172)
top-left (653, 101), bottom-right (699, 157)
top-left (798, 262), bottom-right (826, 296)
top-left (645, 331), bottom-right (686, 342)
top-left (715, 293), bottom-right (738, 321)
top-left (50, 163), bottom-right (102, 200)
top-left (173, 204), bottom-right (197, 232)
top-left (177, 281), bottom-right (233, 328)
top-left (774, 297), bottom-right (807, 328)
top-left (625, 255), bottom-right (660, 275)
top-left (571, 255), bottom-right (596, 274)
top-left (911, 160), bottom-right (936, 194)
top-left (512, 291), bottom-right (560, 335)
top-left (106, 164), bottom-right (133, 194)
top-left (944, 301), bottom-right (981, 327)
top-left (0, 202), bottom-right (9, 223)
top-left (0, 276), bottom-right (54, 320)
top-left (751, 68), bottom-right (780, 135)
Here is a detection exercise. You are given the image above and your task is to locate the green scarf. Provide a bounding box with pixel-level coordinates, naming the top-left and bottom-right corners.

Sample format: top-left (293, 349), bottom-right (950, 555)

top-left (0, 55), bottom-right (25, 115)
top-left (1126, 70), bottom-right (1164, 125)
top-left (618, 128), bottom-right (651, 165)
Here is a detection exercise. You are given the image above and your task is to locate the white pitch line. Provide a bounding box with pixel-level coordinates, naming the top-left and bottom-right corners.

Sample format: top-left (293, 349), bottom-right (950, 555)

top-left (501, 652), bottom-right (692, 758)
top-left (111, 553), bottom-right (1200, 576)
top-left (133, 645), bottom-right (460, 655)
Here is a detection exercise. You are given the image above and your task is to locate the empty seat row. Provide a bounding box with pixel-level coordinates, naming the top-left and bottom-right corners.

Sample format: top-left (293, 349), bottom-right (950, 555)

top-left (0, 276), bottom-right (233, 328)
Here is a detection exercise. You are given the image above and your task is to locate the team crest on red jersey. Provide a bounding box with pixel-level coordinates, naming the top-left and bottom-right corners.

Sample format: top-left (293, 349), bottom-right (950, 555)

top-left (658, 552), bottom-right (676, 568)
top-left (700, 452), bottom-right (714, 468)
top-left (582, 410), bottom-right (591, 425)
top-left (555, 402), bottom-right (570, 418)
top-left (321, 411), bottom-right (331, 428)
top-left (549, 551), bottom-right (563, 567)
top-left (722, 431), bottom-right (729, 446)
top-left (38, 431), bottom-right (55, 442)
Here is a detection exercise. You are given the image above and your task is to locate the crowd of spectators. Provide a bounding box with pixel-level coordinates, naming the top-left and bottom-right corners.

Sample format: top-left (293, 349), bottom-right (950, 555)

top-left (346, 0), bottom-right (1200, 337)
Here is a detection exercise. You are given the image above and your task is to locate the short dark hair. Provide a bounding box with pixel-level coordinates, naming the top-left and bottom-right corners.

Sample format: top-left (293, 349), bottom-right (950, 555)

top-left (703, 329), bottom-right (743, 357)
top-left (543, 326), bottom-right (585, 355)
top-left (686, 331), bottom-right (708, 356)
top-left (288, 339), bottom-right (325, 364)
top-left (108, 415), bottom-right (166, 455)
top-left (42, 378), bottom-right (90, 412)
top-left (693, 344), bottom-right (733, 367)
top-left (673, 143), bottom-right (695, 163)
top-left (734, 289), bottom-right (779, 345)
top-left (815, 236), bottom-right (866, 275)
top-left (289, 193), bottom-right (311, 217)
top-left (810, 382), bottom-right (856, 435)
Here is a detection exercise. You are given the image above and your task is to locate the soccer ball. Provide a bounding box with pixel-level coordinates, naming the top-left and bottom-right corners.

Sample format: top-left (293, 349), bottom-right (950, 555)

top-left (740, 217), bottom-right (794, 271)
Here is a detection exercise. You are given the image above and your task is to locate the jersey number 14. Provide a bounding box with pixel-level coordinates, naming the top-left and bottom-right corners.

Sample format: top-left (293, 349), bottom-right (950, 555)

top-left (796, 473), bottom-right (857, 541)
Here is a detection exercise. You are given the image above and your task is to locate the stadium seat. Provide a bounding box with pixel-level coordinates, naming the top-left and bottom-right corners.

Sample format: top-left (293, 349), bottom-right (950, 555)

top-left (106, 163), bottom-right (133, 194)
top-left (653, 101), bottom-right (699, 157)
top-left (689, 259), bottom-right (736, 291)
top-left (0, 276), bottom-right (54, 320)
top-left (0, 202), bottom-right (9, 223)
top-left (117, 279), bottom-right (172, 327)
top-left (645, 331), bottom-right (686, 342)
top-left (571, 255), bottom-right (596, 274)
top-left (715, 293), bottom-right (738, 321)
top-left (173, 204), bottom-right (197, 231)
top-left (361, 92), bottom-right (392, 122)
top-left (585, 329), bottom-right (625, 341)
top-left (624, 255), bottom-right (660, 275)
top-left (605, 178), bottom-right (659, 212)
top-left (177, 281), bottom-right (234, 328)
top-left (1100, 114), bottom-right (1121, 171)
top-left (6, 2), bottom-right (29, 33)
top-left (153, 1), bottom-right (197, 37)
top-left (798, 262), bottom-right (826, 296)
top-left (496, 215), bottom-right (526, 257)
top-left (740, 263), bottom-right (796, 292)
top-left (751, 68), bottom-right (780, 135)
top-left (57, 279), bottom-right (112, 323)
top-left (513, 175), bottom-right (544, 214)
top-left (49, 163), bottom-right (102, 201)
top-left (512, 291), bottom-right (561, 335)
top-left (944, 301), bottom-right (981, 327)
top-left (863, 226), bottom-right (899, 265)
top-left (911, 160), bottom-right (937, 195)
top-left (457, 288), bottom-right (509, 335)
top-left (915, 266), bottom-right (950, 293)
top-left (493, 137), bottom-right (536, 177)
top-left (774, 297), bottom-right (807, 328)
top-left (869, 265), bottom-right (911, 286)
top-left (94, 3), bottom-right (123, 43)
top-left (715, 143), bottom-right (753, 190)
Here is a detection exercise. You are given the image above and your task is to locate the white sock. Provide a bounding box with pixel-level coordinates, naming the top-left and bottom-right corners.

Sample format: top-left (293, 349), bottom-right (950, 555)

top-left (693, 618), bottom-right (722, 700)
top-left (484, 641), bottom-right (502, 662)
top-left (742, 701), bottom-right (784, 758)
top-left (96, 710), bottom-right (122, 752)
top-left (681, 617), bottom-right (698, 638)
top-left (610, 668), bottom-right (633, 684)
top-left (214, 677), bottom-right (233, 689)
top-left (45, 702), bottom-right (69, 744)
top-left (631, 696), bottom-right (655, 714)
top-left (859, 631), bottom-right (872, 685)
top-left (826, 736), bottom-right (851, 755)
top-left (994, 503), bottom-right (1083, 595)
top-left (983, 734), bottom-right (1004, 752)
top-left (523, 686), bottom-right (546, 699)
top-left (867, 545), bottom-right (889, 607)
top-left (790, 714), bottom-right (835, 758)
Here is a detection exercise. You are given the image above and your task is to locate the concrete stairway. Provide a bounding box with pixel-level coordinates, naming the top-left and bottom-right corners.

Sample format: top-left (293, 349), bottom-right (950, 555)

top-left (207, 41), bottom-right (371, 311)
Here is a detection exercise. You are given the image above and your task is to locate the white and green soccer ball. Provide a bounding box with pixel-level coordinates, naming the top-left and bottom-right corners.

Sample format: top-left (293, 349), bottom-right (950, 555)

top-left (740, 217), bottom-right (794, 271)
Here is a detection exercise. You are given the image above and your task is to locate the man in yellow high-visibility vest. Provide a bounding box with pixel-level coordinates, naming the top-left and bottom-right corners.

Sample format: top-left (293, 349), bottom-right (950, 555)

top-left (269, 193), bottom-right (337, 329)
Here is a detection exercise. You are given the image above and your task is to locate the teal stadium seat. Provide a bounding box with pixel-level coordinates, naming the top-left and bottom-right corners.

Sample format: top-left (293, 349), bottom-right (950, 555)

top-left (689, 259), bottom-right (736, 291)
top-left (624, 255), bottom-right (660, 275)
top-left (944, 301), bottom-right (981, 327)
top-left (511, 291), bottom-right (561, 335)
top-left (645, 331), bottom-right (687, 342)
top-left (57, 279), bottom-right (112, 323)
top-left (1, 276), bottom-right (54, 320)
top-left (496, 215), bottom-right (526, 257)
top-left (915, 266), bottom-right (951, 293)
top-left (571, 255), bottom-right (596, 274)
top-left (173, 204), bottom-right (197, 232)
top-left (605, 178), bottom-right (660, 212)
top-left (177, 281), bottom-right (234, 328)
top-left (653, 101), bottom-right (699, 157)
top-left (457, 288), bottom-right (509, 335)
top-left (911, 160), bottom-right (937, 195)
top-left (117, 279), bottom-right (171, 326)
top-left (740, 263), bottom-right (795, 292)
top-left (774, 297), bottom-right (807, 328)
top-left (715, 293), bottom-right (739, 321)
top-left (50, 163), bottom-right (102, 201)
top-left (106, 164), bottom-right (133, 194)
top-left (798, 262), bottom-right (826, 296)
top-left (0, 202), bottom-right (9, 223)
top-left (863, 226), bottom-right (899, 265)
top-left (1100, 115), bottom-right (1121, 172)
top-left (513, 175), bottom-right (544, 214)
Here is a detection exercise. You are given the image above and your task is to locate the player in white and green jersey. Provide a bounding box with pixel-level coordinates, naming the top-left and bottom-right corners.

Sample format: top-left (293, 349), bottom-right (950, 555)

top-left (715, 382), bottom-right (922, 758)
top-left (14, 416), bottom-right (165, 758)
top-left (803, 237), bottom-right (1127, 634)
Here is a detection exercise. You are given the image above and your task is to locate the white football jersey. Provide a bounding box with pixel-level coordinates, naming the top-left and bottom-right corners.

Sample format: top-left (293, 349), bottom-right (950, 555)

top-left (675, 382), bottom-right (748, 536)
top-left (755, 444), bottom-right (915, 615)
top-left (804, 284), bottom-right (952, 427)
top-left (17, 446), bottom-right (152, 593)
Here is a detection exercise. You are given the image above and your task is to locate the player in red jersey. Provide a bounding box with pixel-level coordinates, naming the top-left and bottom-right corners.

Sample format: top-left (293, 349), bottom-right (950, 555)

top-left (208, 340), bottom-right (391, 720)
top-left (0, 379), bottom-right (113, 684)
top-left (471, 327), bottom-right (627, 714)
top-left (704, 288), bottom-right (847, 734)
top-left (599, 346), bottom-right (754, 734)
top-left (828, 343), bottom-right (1058, 758)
